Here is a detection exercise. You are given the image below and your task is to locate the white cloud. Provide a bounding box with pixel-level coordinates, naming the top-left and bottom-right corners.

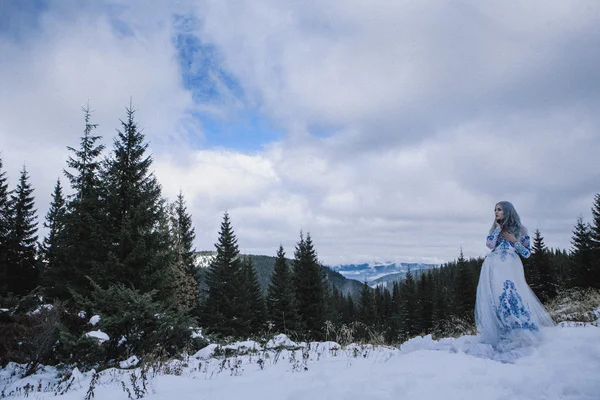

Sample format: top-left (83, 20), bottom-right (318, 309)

top-left (2, 1), bottom-right (599, 265)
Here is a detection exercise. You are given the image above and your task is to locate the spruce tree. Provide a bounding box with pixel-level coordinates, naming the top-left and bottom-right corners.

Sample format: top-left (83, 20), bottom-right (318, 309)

top-left (385, 281), bottom-right (402, 343)
top-left (202, 212), bottom-right (244, 337)
top-left (570, 216), bottom-right (594, 288)
top-left (267, 245), bottom-right (298, 334)
top-left (416, 271), bottom-right (434, 333)
top-left (399, 270), bottom-right (416, 338)
top-left (171, 191), bottom-right (198, 310)
top-left (293, 232), bottom-right (327, 338)
top-left (528, 229), bottom-right (556, 302)
top-left (454, 249), bottom-right (474, 323)
top-left (0, 157), bottom-right (12, 296)
top-left (357, 281), bottom-right (377, 327)
top-left (40, 179), bottom-right (66, 277)
top-left (240, 256), bottom-right (266, 336)
top-left (5, 166), bottom-right (38, 296)
top-left (102, 105), bottom-right (174, 299)
top-left (44, 107), bottom-right (106, 300)
top-left (590, 194), bottom-right (600, 288)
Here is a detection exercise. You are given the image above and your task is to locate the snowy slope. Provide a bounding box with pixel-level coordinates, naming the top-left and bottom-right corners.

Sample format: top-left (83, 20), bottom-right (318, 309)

top-left (2, 325), bottom-right (599, 400)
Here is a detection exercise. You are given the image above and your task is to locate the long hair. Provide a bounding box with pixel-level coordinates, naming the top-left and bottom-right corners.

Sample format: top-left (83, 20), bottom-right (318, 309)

top-left (489, 201), bottom-right (525, 238)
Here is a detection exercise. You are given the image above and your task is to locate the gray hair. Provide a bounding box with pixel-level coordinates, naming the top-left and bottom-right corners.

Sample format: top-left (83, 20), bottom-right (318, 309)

top-left (489, 201), bottom-right (525, 238)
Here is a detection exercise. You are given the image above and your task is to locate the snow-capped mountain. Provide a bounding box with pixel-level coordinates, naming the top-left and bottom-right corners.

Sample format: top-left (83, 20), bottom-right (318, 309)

top-left (329, 262), bottom-right (439, 284)
top-left (194, 251), bottom-right (216, 269)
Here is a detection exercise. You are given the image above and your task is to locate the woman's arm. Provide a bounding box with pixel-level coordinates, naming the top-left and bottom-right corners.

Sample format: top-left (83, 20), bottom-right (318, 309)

top-left (514, 229), bottom-right (531, 258)
top-left (486, 225), bottom-right (501, 249)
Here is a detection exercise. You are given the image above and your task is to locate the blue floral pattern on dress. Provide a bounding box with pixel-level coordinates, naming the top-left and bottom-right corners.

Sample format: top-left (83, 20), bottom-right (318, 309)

top-left (495, 280), bottom-right (539, 333)
top-left (486, 226), bottom-right (531, 260)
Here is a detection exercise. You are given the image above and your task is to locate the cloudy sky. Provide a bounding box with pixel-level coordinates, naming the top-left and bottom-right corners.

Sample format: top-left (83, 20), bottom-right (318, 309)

top-left (1, 0), bottom-right (599, 266)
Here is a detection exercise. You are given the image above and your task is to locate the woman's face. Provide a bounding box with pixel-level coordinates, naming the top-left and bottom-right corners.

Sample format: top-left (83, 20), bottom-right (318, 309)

top-left (495, 204), bottom-right (504, 221)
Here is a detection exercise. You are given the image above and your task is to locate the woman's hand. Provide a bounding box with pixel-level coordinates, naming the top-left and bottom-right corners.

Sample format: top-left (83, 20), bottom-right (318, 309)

top-left (501, 231), bottom-right (517, 243)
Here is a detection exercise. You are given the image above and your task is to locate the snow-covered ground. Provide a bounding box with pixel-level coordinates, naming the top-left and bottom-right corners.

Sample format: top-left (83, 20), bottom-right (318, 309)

top-left (2, 324), bottom-right (599, 400)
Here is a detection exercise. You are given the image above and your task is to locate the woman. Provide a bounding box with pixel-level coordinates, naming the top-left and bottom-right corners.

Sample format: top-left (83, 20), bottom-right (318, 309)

top-left (474, 201), bottom-right (554, 349)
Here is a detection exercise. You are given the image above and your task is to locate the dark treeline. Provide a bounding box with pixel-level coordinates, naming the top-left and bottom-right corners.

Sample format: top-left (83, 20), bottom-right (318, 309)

top-left (1, 105), bottom-right (600, 372)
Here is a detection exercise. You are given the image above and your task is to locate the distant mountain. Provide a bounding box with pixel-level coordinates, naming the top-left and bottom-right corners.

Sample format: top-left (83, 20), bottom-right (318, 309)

top-left (194, 252), bottom-right (364, 298)
top-left (329, 262), bottom-right (439, 287)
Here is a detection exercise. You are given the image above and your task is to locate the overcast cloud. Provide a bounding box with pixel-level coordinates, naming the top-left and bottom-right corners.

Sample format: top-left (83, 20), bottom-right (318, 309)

top-left (1, 0), bottom-right (599, 265)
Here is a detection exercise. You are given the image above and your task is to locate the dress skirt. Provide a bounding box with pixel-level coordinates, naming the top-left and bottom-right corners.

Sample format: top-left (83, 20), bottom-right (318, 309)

top-left (475, 248), bottom-right (555, 348)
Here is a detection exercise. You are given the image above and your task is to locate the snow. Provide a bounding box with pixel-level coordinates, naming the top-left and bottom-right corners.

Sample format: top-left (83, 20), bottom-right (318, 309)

top-left (89, 315), bottom-right (101, 326)
top-left (119, 356), bottom-right (140, 369)
top-left (2, 325), bottom-right (599, 399)
top-left (266, 333), bottom-right (298, 348)
top-left (85, 330), bottom-right (109, 343)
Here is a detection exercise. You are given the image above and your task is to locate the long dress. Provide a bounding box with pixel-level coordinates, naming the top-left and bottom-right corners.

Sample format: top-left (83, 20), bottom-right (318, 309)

top-left (474, 226), bottom-right (555, 349)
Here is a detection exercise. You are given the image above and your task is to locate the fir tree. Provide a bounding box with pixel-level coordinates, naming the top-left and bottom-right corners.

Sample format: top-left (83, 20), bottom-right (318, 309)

top-left (267, 245), bottom-right (298, 334)
top-left (570, 216), bottom-right (594, 288)
top-left (5, 166), bottom-right (38, 296)
top-left (40, 179), bottom-right (66, 276)
top-left (0, 157), bottom-right (12, 296)
top-left (357, 281), bottom-right (377, 327)
top-left (202, 212), bottom-right (244, 337)
top-left (527, 229), bottom-right (556, 302)
top-left (102, 105), bottom-right (174, 300)
top-left (240, 256), bottom-right (267, 336)
top-left (293, 232), bottom-right (327, 338)
top-left (171, 192), bottom-right (198, 310)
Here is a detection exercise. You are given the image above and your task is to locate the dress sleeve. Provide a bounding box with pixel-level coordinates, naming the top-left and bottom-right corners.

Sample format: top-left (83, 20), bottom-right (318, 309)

top-left (486, 226), bottom-right (500, 249)
top-left (514, 228), bottom-right (531, 258)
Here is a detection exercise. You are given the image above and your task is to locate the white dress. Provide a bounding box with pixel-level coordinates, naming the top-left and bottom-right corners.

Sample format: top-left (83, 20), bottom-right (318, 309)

top-left (475, 226), bottom-right (555, 349)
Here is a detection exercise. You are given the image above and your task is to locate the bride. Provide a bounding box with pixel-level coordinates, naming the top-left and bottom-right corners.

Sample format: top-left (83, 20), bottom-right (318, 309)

top-left (475, 201), bottom-right (554, 348)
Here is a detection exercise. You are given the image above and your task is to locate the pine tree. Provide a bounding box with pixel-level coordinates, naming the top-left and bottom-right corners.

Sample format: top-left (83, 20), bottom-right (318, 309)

top-left (102, 105), bottom-right (174, 299)
top-left (454, 249), bottom-right (474, 323)
top-left (0, 157), bottom-right (12, 296)
top-left (171, 191), bottom-right (198, 310)
top-left (202, 212), bottom-right (244, 336)
top-left (240, 256), bottom-right (266, 336)
top-left (267, 245), bottom-right (298, 334)
top-left (5, 166), bottom-right (38, 296)
top-left (40, 179), bottom-right (66, 277)
top-left (570, 216), bottom-right (594, 288)
top-left (292, 232), bottom-right (327, 338)
top-left (399, 270), bottom-right (416, 338)
top-left (416, 271), bottom-right (434, 333)
top-left (44, 107), bottom-right (106, 301)
top-left (357, 281), bottom-right (377, 327)
top-left (385, 280), bottom-right (402, 343)
top-left (527, 229), bottom-right (556, 302)
top-left (590, 194), bottom-right (600, 288)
